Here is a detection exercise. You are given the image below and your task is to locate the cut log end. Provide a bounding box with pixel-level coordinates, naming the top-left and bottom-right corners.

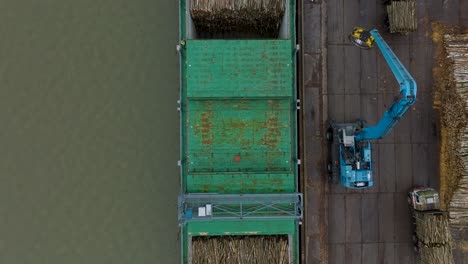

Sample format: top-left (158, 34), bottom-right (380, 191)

top-left (190, 0), bottom-right (285, 36)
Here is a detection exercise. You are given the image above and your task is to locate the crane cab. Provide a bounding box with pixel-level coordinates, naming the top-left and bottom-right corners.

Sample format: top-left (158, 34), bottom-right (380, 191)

top-left (327, 122), bottom-right (374, 189)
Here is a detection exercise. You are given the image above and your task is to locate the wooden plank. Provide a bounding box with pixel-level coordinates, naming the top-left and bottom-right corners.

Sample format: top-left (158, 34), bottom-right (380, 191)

top-left (410, 98), bottom-right (433, 144)
top-left (394, 194), bottom-right (412, 243)
top-left (362, 243), bottom-right (379, 264)
top-left (440, 0), bottom-right (460, 25)
top-left (345, 194), bottom-right (362, 243)
top-left (409, 31), bottom-right (432, 97)
top-left (360, 48), bottom-right (378, 95)
top-left (409, 38), bottom-right (434, 145)
top-left (305, 238), bottom-right (323, 264)
top-left (410, 2), bottom-right (431, 64)
top-left (378, 243), bottom-right (395, 264)
top-left (379, 193), bottom-right (395, 243)
top-left (305, 191), bottom-right (323, 263)
top-left (395, 243), bottom-right (415, 264)
top-left (327, 0), bottom-right (344, 44)
top-left (303, 1), bottom-right (321, 54)
top-left (394, 106), bottom-right (413, 144)
top-left (303, 86), bottom-right (321, 138)
top-left (361, 193), bottom-right (379, 242)
top-left (329, 194), bottom-right (345, 243)
top-left (345, 243), bottom-right (362, 264)
top-left (360, 94), bottom-right (379, 125)
top-left (411, 143), bottom-right (430, 187)
top-left (344, 94), bottom-right (361, 122)
top-left (304, 53), bottom-right (322, 88)
top-left (461, 0), bottom-right (468, 26)
top-left (327, 45), bottom-right (344, 95)
top-left (330, 181), bottom-right (347, 195)
top-left (343, 0), bottom-right (360, 44)
top-left (359, 0), bottom-right (377, 29)
top-left (378, 144), bottom-right (396, 193)
top-left (329, 243), bottom-right (345, 264)
top-left (427, 142), bottom-right (440, 190)
top-left (344, 45), bottom-right (361, 94)
top-left (395, 143), bottom-right (412, 192)
top-left (328, 94), bottom-right (345, 123)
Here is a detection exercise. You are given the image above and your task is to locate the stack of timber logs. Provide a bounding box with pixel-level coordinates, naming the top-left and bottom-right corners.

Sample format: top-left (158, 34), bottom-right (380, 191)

top-left (413, 211), bottom-right (454, 264)
top-left (443, 33), bottom-right (468, 228)
top-left (433, 22), bottom-right (468, 228)
top-left (418, 243), bottom-right (455, 264)
top-left (386, 0), bottom-right (417, 34)
top-left (414, 211), bottom-right (451, 246)
top-left (190, 0), bottom-right (285, 36)
top-left (191, 235), bottom-right (289, 264)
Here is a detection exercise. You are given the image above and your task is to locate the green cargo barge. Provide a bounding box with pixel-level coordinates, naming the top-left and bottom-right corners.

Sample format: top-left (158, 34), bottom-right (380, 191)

top-left (178, 1), bottom-right (302, 263)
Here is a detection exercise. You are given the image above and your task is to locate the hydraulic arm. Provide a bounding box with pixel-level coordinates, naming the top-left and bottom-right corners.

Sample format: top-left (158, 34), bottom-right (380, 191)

top-left (350, 27), bottom-right (417, 140)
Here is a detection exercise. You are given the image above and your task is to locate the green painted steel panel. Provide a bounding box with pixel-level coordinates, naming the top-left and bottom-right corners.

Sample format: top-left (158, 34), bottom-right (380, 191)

top-left (186, 40), bottom-right (293, 98)
top-left (187, 220), bottom-right (296, 236)
top-left (186, 99), bottom-right (292, 173)
top-left (186, 173), bottom-right (295, 194)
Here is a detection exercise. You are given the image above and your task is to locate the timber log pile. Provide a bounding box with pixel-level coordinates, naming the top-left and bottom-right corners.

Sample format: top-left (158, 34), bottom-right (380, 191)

top-left (190, 0), bottom-right (285, 36)
top-left (386, 0), bottom-right (417, 34)
top-left (192, 235), bottom-right (289, 264)
top-left (418, 243), bottom-right (455, 264)
top-left (414, 211), bottom-right (451, 246)
top-left (413, 211), bottom-right (454, 264)
top-left (434, 30), bottom-right (468, 227)
top-left (443, 33), bottom-right (468, 228)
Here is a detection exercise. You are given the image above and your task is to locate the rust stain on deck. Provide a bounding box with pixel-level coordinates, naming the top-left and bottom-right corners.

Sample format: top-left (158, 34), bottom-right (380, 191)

top-left (264, 100), bottom-right (283, 169)
top-left (194, 101), bottom-right (214, 146)
top-left (262, 114), bottom-right (280, 149)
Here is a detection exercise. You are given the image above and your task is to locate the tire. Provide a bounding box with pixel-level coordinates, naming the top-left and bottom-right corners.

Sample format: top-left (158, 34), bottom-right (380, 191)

top-left (326, 130), bottom-right (333, 142)
top-left (327, 163), bottom-right (332, 174)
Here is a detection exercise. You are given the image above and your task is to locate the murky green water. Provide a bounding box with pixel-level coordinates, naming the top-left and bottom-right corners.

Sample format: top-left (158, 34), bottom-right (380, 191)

top-left (0, 1), bottom-right (179, 263)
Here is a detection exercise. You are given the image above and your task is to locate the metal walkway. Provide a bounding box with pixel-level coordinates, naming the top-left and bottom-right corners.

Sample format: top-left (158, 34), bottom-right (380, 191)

top-left (178, 193), bottom-right (303, 223)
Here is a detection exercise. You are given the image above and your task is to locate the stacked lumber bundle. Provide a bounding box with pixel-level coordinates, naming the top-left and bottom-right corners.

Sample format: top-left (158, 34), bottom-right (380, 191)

top-left (413, 211), bottom-right (454, 264)
top-left (414, 211), bottom-right (451, 246)
top-left (418, 243), bottom-right (454, 264)
top-left (190, 0), bottom-right (285, 36)
top-left (443, 33), bottom-right (468, 228)
top-left (191, 235), bottom-right (289, 264)
top-left (386, 0), bottom-right (417, 34)
top-left (433, 23), bottom-right (468, 221)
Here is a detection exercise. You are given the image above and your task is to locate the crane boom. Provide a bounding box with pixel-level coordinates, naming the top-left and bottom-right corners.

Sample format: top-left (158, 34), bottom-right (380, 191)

top-left (355, 29), bottom-right (417, 141)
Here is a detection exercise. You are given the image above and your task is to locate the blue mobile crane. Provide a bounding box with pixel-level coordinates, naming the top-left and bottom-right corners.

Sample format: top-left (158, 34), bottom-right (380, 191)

top-left (327, 27), bottom-right (417, 188)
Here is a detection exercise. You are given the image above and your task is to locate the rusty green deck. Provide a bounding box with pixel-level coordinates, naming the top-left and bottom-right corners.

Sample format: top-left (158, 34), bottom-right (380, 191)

top-left (182, 40), bottom-right (296, 194)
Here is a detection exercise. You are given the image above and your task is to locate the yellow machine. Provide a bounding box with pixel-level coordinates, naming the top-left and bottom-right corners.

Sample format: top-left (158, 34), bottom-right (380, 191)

top-left (349, 27), bottom-right (375, 49)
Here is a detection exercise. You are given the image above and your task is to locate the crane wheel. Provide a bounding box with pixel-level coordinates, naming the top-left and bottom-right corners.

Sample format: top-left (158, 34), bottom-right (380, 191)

top-left (349, 27), bottom-right (375, 49)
